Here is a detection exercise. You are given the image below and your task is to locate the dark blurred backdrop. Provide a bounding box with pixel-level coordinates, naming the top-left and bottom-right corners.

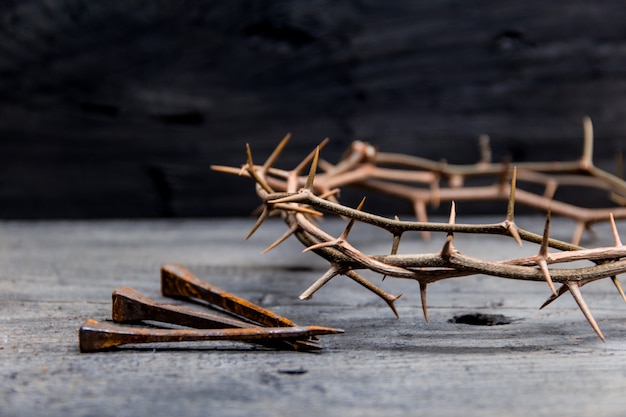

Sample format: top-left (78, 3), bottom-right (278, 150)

top-left (1, 1), bottom-right (626, 219)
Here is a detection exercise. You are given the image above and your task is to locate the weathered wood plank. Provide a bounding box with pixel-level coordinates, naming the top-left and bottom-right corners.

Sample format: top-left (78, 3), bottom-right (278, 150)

top-left (1, 217), bottom-right (626, 416)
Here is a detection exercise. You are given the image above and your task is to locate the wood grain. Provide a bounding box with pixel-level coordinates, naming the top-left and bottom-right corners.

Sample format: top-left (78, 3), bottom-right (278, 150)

top-left (1, 217), bottom-right (626, 416)
top-left (1, 1), bottom-right (626, 218)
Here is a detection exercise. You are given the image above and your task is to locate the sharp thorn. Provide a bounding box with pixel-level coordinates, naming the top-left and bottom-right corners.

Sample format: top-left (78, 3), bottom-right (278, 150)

top-left (508, 223), bottom-right (523, 247)
top-left (346, 270), bottom-right (402, 318)
top-left (268, 193), bottom-right (305, 204)
top-left (441, 234), bottom-right (455, 260)
top-left (571, 221), bottom-right (585, 246)
top-left (274, 203), bottom-right (323, 217)
top-left (295, 138), bottom-right (329, 175)
top-left (581, 116), bottom-right (594, 169)
top-left (506, 167), bottom-right (517, 222)
top-left (319, 188), bottom-right (341, 200)
top-left (611, 276), bottom-right (626, 303)
top-left (263, 133), bottom-right (291, 170)
top-left (537, 257), bottom-right (557, 296)
top-left (246, 207), bottom-right (269, 240)
top-left (419, 281), bottom-right (429, 322)
top-left (303, 239), bottom-right (340, 253)
top-left (340, 197), bottom-right (366, 240)
top-left (390, 233), bottom-right (402, 256)
top-left (448, 201), bottom-right (456, 225)
top-left (539, 284), bottom-right (569, 309)
top-left (609, 213), bottom-right (623, 247)
top-left (305, 146), bottom-right (320, 190)
top-left (245, 143), bottom-right (273, 193)
top-left (299, 266), bottom-right (340, 300)
top-left (261, 225), bottom-right (298, 254)
top-left (540, 209), bottom-right (551, 258)
top-left (566, 282), bottom-right (606, 342)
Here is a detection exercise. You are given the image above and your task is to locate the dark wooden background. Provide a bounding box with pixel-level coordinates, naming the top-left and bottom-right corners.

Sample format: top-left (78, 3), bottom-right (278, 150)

top-left (1, 1), bottom-right (626, 219)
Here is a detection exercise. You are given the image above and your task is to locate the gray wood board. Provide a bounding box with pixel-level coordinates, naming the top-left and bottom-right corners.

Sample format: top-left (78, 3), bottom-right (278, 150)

top-left (1, 216), bottom-right (626, 416)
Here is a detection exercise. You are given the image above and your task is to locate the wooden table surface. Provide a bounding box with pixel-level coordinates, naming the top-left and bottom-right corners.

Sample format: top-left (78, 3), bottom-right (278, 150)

top-left (1, 216), bottom-right (626, 416)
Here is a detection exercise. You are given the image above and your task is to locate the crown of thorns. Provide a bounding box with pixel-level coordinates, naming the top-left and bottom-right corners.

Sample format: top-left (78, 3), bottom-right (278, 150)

top-left (213, 117), bottom-right (626, 341)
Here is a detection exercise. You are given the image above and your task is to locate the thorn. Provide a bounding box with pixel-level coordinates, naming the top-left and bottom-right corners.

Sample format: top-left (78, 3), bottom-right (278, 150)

top-left (263, 133), bottom-right (291, 170)
top-left (302, 197), bottom-right (364, 253)
top-left (299, 266), bottom-right (340, 300)
top-left (581, 116), bottom-right (594, 170)
top-left (268, 193), bottom-right (305, 205)
top-left (537, 210), bottom-right (557, 295)
top-left (611, 276), bottom-right (626, 303)
top-left (508, 223), bottom-right (523, 247)
top-left (606, 216), bottom-right (626, 302)
top-left (610, 213), bottom-right (623, 247)
top-left (506, 167), bottom-right (517, 222)
top-left (413, 201), bottom-right (431, 240)
top-left (537, 258), bottom-right (557, 296)
top-left (498, 158), bottom-right (511, 190)
top-left (302, 238), bottom-right (341, 253)
top-left (210, 164), bottom-right (249, 176)
top-left (245, 144), bottom-right (273, 193)
top-left (305, 146), bottom-right (320, 190)
top-left (261, 224), bottom-right (298, 254)
top-left (448, 201), bottom-right (456, 225)
top-left (571, 221), bottom-right (585, 246)
top-left (430, 178), bottom-right (441, 209)
top-left (246, 207), bottom-right (269, 240)
top-left (340, 197), bottom-right (366, 238)
top-left (383, 216), bottom-right (402, 281)
top-left (441, 234), bottom-right (455, 261)
top-left (390, 233), bottom-right (402, 256)
top-left (442, 202), bottom-right (456, 257)
top-left (294, 138), bottom-right (329, 175)
top-left (274, 203), bottom-right (323, 217)
top-left (566, 281), bottom-right (605, 342)
top-left (319, 188), bottom-right (341, 200)
top-left (420, 281), bottom-right (429, 322)
top-left (346, 270), bottom-right (402, 318)
top-left (544, 179), bottom-right (558, 200)
top-left (539, 284), bottom-right (569, 309)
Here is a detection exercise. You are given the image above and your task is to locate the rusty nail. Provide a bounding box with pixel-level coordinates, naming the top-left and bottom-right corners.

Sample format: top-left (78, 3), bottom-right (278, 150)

top-left (111, 286), bottom-right (322, 351)
top-left (79, 319), bottom-right (343, 352)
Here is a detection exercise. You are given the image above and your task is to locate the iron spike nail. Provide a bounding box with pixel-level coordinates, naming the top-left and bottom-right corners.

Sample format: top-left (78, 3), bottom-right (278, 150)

top-left (161, 264), bottom-right (298, 329)
top-left (79, 319), bottom-right (343, 352)
top-left (113, 286), bottom-right (252, 329)
top-left (111, 287), bottom-right (322, 352)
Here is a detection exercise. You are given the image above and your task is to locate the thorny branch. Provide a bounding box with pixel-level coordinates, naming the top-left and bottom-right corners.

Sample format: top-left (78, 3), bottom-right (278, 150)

top-left (213, 118), bottom-right (626, 341)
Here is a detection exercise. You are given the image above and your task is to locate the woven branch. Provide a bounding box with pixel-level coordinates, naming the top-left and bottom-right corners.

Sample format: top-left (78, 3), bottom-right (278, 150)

top-left (212, 118), bottom-right (626, 341)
